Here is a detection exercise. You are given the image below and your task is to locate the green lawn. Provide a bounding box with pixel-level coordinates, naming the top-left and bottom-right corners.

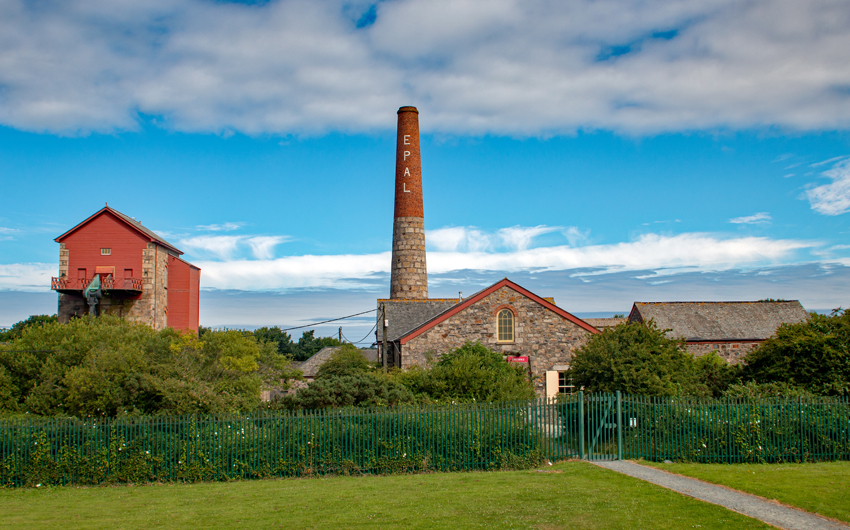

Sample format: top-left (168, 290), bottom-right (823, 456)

top-left (640, 460), bottom-right (850, 523)
top-left (0, 461), bottom-right (772, 530)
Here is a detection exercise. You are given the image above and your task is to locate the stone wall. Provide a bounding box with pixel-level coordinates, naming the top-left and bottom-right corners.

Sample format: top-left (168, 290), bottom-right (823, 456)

top-left (401, 285), bottom-right (593, 396)
top-left (57, 243), bottom-right (170, 329)
top-left (389, 216), bottom-right (428, 299)
top-left (686, 341), bottom-right (761, 364)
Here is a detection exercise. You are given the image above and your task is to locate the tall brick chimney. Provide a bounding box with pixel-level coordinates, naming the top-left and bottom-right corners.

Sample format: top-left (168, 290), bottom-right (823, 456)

top-left (390, 106), bottom-right (428, 299)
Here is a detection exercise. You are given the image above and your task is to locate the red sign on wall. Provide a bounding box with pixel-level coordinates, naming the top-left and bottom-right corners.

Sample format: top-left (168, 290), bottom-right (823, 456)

top-left (507, 356), bottom-right (529, 363)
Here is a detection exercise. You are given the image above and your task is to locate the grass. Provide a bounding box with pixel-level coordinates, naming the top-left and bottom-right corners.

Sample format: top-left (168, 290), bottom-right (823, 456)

top-left (0, 461), bottom-right (773, 530)
top-left (640, 460), bottom-right (850, 523)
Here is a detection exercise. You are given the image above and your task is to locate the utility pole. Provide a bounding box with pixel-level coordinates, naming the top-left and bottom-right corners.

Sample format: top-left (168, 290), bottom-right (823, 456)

top-left (338, 326), bottom-right (342, 343)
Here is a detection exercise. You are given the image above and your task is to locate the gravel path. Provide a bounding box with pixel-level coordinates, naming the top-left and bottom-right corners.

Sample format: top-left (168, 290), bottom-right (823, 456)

top-left (591, 460), bottom-right (849, 530)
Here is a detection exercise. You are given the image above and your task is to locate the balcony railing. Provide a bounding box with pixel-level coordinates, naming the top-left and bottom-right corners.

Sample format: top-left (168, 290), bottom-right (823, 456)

top-left (51, 276), bottom-right (144, 293)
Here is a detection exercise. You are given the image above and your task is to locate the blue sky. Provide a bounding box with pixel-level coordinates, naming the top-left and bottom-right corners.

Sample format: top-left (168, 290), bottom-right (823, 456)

top-left (1, 0), bottom-right (850, 341)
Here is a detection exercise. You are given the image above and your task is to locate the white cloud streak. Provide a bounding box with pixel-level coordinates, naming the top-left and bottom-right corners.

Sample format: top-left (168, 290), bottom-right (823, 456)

top-left (196, 222), bottom-right (245, 232)
top-left (0, 263), bottom-right (56, 291)
top-left (729, 212), bottom-right (772, 224)
top-left (178, 234), bottom-right (290, 260)
top-left (0, 232), bottom-right (818, 292)
top-left (198, 232), bottom-right (812, 291)
top-left (2, 0), bottom-right (850, 136)
top-left (805, 157), bottom-right (850, 215)
top-left (426, 225), bottom-right (565, 252)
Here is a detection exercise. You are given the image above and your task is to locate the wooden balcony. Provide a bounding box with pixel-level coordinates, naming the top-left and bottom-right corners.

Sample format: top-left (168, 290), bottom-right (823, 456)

top-left (52, 276), bottom-right (144, 295)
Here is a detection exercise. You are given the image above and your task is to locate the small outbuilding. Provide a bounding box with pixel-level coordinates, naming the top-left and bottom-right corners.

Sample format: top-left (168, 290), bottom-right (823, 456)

top-left (627, 301), bottom-right (810, 363)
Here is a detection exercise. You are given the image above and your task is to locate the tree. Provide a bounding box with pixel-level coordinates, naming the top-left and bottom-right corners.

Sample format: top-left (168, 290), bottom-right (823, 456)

top-left (743, 309), bottom-right (850, 396)
top-left (282, 372), bottom-right (416, 410)
top-left (252, 327), bottom-right (340, 362)
top-left (316, 344), bottom-right (376, 378)
top-left (0, 315), bottom-right (300, 416)
top-left (401, 342), bottom-right (534, 402)
top-left (569, 321), bottom-right (708, 397)
top-left (0, 314), bottom-right (58, 342)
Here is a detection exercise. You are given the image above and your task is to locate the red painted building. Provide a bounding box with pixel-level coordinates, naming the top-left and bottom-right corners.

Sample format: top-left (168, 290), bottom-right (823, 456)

top-left (51, 206), bottom-right (200, 333)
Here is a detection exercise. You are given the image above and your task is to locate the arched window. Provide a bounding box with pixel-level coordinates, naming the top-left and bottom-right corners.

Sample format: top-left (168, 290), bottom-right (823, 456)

top-left (497, 309), bottom-right (514, 342)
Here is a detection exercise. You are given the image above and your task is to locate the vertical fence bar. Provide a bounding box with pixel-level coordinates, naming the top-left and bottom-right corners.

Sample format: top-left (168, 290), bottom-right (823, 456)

top-left (616, 391), bottom-right (623, 461)
top-left (578, 391), bottom-right (585, 459)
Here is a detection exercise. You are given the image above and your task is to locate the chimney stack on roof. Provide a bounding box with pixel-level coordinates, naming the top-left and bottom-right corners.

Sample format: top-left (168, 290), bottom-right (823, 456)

top-left (390, 106), bottom-right (428, 299)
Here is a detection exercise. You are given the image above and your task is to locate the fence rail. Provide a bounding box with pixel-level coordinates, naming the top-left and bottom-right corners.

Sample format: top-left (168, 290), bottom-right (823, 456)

top-left (1, 393), bottom-right (848, 487)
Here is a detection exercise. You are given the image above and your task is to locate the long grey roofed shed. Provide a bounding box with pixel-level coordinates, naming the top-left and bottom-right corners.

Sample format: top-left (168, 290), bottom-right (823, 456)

top-left (629, 301), bottom-right (809, 341)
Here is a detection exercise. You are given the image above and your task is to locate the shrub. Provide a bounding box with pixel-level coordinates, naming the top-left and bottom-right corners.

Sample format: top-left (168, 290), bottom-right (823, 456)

top-left (569, 321), bottom-right (706, 397)
top-left (743, 309), bottom-right (850, 396)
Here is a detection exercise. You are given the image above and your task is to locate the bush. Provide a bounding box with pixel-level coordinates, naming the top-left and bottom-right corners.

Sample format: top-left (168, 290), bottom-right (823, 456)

top-left (281, 372), bottom-right (417, 410)
top-left (0, 315), bottom-right (300, 416)
top-left (569, 321), bottom-right (708, 397)
top-left (425, 342), bottom-right (534, 402)
top-left (316, 344), bottom-right (377, 378)
top-left (743, 309), bottom-right (850, 396)
top-left (390, 342), bottom-right (534, 403)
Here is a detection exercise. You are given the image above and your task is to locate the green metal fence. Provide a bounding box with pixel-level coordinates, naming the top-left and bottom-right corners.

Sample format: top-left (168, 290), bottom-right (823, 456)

top-left (1, 393), bottom-right (848, 487)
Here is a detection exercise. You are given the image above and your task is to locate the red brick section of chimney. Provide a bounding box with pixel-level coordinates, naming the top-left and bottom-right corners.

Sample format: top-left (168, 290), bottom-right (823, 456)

top-left (390, 106), bottom-right (428, 299)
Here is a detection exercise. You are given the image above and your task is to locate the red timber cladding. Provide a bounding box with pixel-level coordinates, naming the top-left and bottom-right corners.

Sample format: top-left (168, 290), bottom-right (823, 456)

top-left (59, 211), bottom-right (147, 288)
top-left (167, 255), bottom-right (201, 333)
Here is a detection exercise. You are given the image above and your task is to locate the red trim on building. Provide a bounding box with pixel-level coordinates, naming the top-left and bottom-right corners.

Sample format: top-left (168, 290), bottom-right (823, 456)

top-left (398, 278), bottom-right (599, 345)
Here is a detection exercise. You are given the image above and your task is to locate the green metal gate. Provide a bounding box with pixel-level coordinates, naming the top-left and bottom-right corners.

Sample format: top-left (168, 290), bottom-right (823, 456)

top-left (577, 392), bottom-right (623, 461)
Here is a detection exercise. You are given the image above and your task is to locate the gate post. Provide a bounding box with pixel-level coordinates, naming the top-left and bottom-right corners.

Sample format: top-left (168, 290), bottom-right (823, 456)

top-left (578, 391), bottom-right (585, 460)
top-left (616, 391), bottom-right (623, 461)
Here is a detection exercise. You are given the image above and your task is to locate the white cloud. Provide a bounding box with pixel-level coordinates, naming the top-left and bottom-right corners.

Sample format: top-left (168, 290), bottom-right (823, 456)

top-left (196, 222), bottom-right (245, 232)
top-left (179, 235), bottom-right (244, 260)
top-left (427, 225), bottom-right (566, 252)
top-left (195, 232), bottom-right (812, 291)
top-left (178, 234), bottom-right (290, 260)
top-left (246, 236), bottom-right (288, 260)
top-left (0, 263), bottom-right (55, 291)
top-left (805, 157), bottom-right (850, 215)
top-left (2, 0), bottom-right (850, 135)
top-left (729, 212), bottom-right (771, 224)
top-left (0, 228), bottom-right (19, 234)
top-left (497, 225), bottom-right (562, 251)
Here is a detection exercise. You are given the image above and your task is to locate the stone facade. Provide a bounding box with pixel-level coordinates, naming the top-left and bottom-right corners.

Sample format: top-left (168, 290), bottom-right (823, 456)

top-left (58, 241), bottom-right (170, 330)
top-left (400, 284), bottom-right (595, 396)
top-left (390, 217), bottom-right (428, 299)
top-left (685, 341), bottom-right (761, 364)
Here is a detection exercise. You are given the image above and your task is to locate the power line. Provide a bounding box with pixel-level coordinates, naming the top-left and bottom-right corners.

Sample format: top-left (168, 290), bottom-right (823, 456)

top-left (280, 308), bottom-right (377, 332)
top-left (341, 321), bottom-right (378, 345)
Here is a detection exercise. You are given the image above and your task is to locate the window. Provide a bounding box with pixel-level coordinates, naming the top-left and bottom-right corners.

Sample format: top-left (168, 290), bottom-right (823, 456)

top-left (558, 372), bottom-right (576, 394)
top-left (546, 370), bottom-right (576, 397)
top-left (77, 268), bottom-right (87, 278)
top-left (497, 309), bottom-right (514, 342)
top-left (101, 248), bottom-right (111, 255)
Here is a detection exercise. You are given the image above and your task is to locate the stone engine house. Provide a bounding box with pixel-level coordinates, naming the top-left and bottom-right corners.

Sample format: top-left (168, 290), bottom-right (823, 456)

top-left (52, 206), bottom-right (200, 333)
top-left (377, 107), bottom-right (599, 397)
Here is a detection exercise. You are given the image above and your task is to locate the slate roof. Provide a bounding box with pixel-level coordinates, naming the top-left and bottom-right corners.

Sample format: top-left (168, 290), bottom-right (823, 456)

top-left (584, 317), bottom-right (627, 330)
top-left (298, 346), bottom-right (379, 378)
top-left (55, 206), bottom-right (183, 255)
top-left (376, 298), bottom-right (460, 342)
top-left (628, 301), bottom-right (809, 341)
